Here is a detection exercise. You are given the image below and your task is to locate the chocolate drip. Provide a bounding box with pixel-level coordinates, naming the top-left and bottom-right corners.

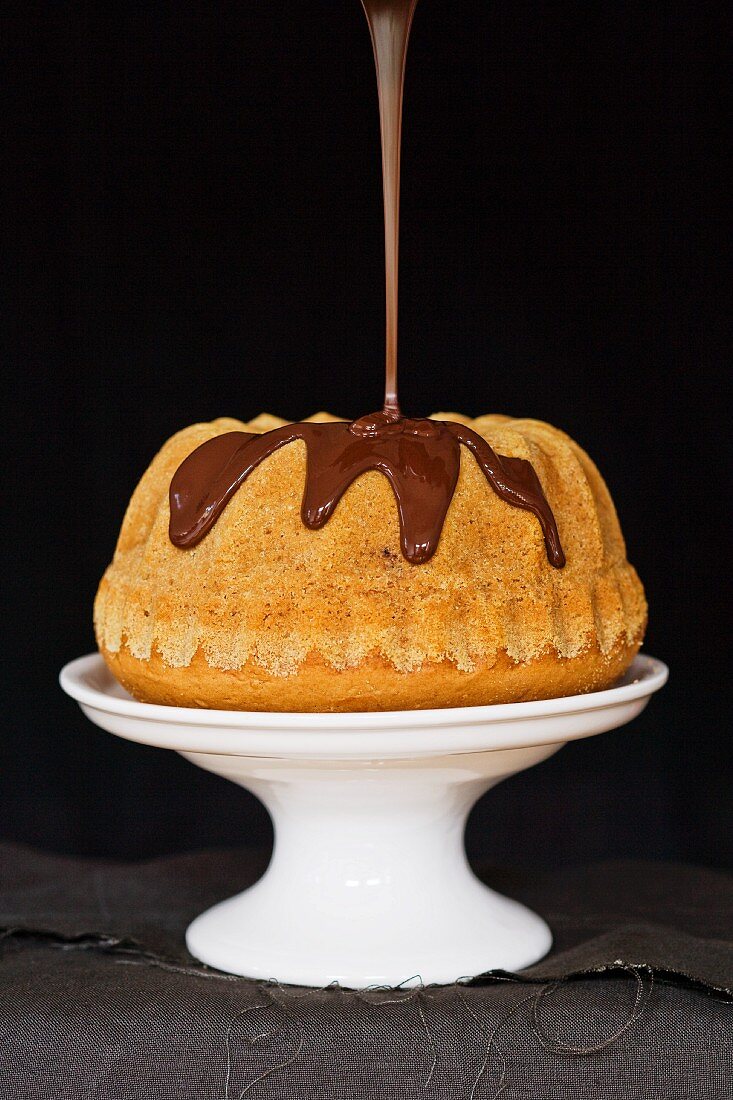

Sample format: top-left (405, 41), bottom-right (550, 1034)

top-left (169, 417), bottom-right (565, 568)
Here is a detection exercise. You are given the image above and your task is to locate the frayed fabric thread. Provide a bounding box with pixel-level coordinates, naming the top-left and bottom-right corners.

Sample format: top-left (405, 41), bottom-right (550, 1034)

top-left (455, 965), bottom-right (654, 1100)
top-left (219, 967), bottom-right (655, 1099)
top-left (223, 979), bottom-right (439, 1097)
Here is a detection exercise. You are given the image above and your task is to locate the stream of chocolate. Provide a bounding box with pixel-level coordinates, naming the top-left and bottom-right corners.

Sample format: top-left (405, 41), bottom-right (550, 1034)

top-left (167, 0), bottom-right (566, 568)
top-left (361, 0), bottom-right (418, 414)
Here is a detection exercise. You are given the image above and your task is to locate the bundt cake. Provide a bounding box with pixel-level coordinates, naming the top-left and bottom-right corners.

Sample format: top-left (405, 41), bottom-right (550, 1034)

top-left (94, 412), bottom-right (646, 711)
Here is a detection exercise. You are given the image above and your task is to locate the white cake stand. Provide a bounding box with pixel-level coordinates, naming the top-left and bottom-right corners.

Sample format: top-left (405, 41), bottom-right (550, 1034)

top-left (60, 653), bottom-right (666, 988)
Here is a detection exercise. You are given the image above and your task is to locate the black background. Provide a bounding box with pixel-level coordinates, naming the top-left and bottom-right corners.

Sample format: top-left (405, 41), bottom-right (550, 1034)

top-left (3, 1), bottom-right (730, 868)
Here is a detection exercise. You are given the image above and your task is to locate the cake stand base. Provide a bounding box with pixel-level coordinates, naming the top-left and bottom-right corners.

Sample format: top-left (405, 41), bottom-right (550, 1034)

top-left (61, 653), bottom-right (667, 988)
top-left (183, 743), bottom-right (557, 986)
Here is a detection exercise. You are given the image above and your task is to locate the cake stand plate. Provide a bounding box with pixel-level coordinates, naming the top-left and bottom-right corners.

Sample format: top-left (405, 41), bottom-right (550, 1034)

top-left (60, 653), bottom-right (667, 988)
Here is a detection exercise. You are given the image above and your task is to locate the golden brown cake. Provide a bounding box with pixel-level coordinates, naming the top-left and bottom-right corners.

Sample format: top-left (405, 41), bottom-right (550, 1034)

top-left (94, 412), bottom-right (646, 711)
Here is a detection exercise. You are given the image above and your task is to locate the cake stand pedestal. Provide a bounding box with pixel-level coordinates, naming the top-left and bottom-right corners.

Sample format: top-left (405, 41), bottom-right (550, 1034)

top-left (60, 653), bottom-right (667, 988)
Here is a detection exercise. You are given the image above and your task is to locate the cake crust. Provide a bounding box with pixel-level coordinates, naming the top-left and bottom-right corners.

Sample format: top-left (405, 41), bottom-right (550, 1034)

top-left (103, 640), bottom-right (641, 712)
top-left (94, 412), bottom-right (647, 711)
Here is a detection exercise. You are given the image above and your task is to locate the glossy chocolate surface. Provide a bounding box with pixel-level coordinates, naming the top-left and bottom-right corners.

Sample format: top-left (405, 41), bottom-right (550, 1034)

top-left (169, 416), bottom-right (565, 567)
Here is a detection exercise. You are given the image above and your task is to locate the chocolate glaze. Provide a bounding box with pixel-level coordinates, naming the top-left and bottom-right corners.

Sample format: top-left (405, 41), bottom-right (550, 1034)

top-left (169, 416), bottom-right (565, 568)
